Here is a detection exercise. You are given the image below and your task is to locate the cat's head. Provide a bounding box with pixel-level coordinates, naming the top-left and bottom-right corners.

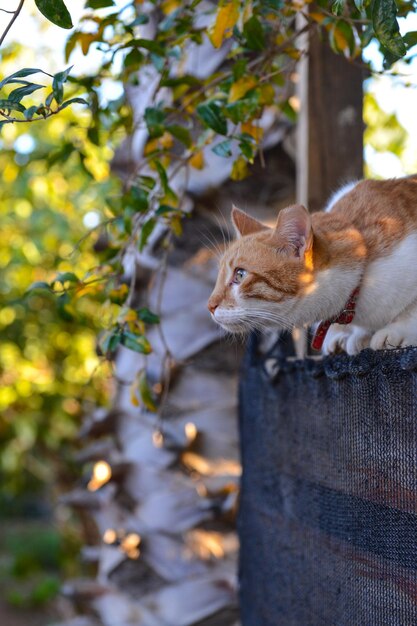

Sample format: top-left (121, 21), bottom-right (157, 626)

top-left (207, 204), bottom-right (316, 333)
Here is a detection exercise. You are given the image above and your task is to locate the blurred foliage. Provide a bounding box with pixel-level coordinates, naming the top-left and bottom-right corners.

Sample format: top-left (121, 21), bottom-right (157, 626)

top-left (0, 3), bottom-right (415, 612)
top-left (365, 91), bottom-right (407, 156)
top-left (2, 0), bottom-right (416, 416)
top-left (0, 89), bottom-right (116, 497)
top-left (0, 0), bottom-right (415, 500)
top-left (0, 0), bottom-right (415, 487)
top-left (0, 522), bottom-right (82, 608)
top-left (0, 53), bottom-right (111, 609)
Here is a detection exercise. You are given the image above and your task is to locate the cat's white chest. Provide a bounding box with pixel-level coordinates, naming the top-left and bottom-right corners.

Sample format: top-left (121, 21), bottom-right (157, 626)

top-left (355, 233), bottom-right (417, 329)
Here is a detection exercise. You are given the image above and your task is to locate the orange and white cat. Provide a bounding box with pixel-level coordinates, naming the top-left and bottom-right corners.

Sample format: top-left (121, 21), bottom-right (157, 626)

top-left (208, 176), bottom-right (417, 355)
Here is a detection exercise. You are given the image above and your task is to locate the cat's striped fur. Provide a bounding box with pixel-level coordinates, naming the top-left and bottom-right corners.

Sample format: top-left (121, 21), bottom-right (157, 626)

top-left (208, 176), bottom-right (417, 354)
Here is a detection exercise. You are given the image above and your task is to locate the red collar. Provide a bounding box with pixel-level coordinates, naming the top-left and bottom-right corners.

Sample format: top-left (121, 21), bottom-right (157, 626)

top-left (311, 287), bottom-right (360, 351)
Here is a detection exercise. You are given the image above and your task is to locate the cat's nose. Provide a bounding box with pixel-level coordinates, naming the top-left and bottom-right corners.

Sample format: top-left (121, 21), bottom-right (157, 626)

top-left (207, 300), bottom-right (218, 315)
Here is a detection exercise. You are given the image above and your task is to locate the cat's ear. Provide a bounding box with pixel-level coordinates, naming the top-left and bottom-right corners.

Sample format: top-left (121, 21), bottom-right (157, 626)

top-left (274, 204), bottom-right (313, 259)
top-left (231, 205), bottom-right (268, 238)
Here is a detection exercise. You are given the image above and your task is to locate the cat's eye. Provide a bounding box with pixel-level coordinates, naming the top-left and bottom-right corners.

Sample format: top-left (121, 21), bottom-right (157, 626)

top-left (232, 268), bottom-right (248, 284)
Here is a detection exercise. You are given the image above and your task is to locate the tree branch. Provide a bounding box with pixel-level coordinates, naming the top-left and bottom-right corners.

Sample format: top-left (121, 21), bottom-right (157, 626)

top-left (0, 0), bottom-right (26, 48)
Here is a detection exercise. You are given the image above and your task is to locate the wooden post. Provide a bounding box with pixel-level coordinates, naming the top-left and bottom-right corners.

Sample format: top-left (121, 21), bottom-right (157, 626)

top-left (295, 24), bottom-right (364, 356)
top-left (297, 26), bottom-right (364, 212)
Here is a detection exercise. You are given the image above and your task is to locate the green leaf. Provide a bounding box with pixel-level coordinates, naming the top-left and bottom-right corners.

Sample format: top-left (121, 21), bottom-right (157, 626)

top-left (85, 0), bottom-right (115, 8)
top-left (155, 161), bottom-right (169, 193)
top-left (196, 101), bottom-right (228, 135)
top-left (144, 106), bottom-right (166, 138)
top-left (243, 16), bottom-right (266, 51)
top-left (24, 105), bottom-right (38, 120)
top-left (232, 59), bottom-right (248, 81)
top-left (150, 53), bottom-right (165, 72)
top-left (57, 293), bottom-right (74, 321)
top-left (280, 100), bottom-right (297, 123)
top-left (60, 97), bottom-right (88, 110)
top-left (137, 370), bottom-right (157, 411)
top-left (225, 90), bottom-right (260, 124)
top-left (329, 20), bottom-right (356, 56)
top-left (48, 142), bottom-right (74, 165)
top-left (34, 0), bottom-right (73, 29)
top-left (212, 139), bottom-right (232, 158)
top-left (167, 124), bottom-right (192, 147)
top-left (129, 15), bottom-right (150, 27)
top-left (160, 75), bottom-right (200, 88)
top-left (88, 125), bottom-right (100, 145)
top-left (360, 23), bottom-right (375, 48)
top-left (263, 0), bottom-right (284, 7)
top-left (124, 48), bottom-right (144, 68)
top-left (137, 308), bottom-right (160, 324)
top-left (238, 135), bottom-right (255, 160)
top-left (54, 271), bottom-right (79, 285)
top-left (372, 0), bottom-right (406, 60)
top-left (156, 204), bottom-right (177, 216)
top-left (99, 329), bottom-right (121, 355)
top-left (54, 66), bottom-right (73, 84)
top-left (52, 66), bottom-right (73, 104)
top-left (129, 186), bottom-right (148, 212)
top-left (403, 30), bottom-right (417, 49)
top-left (27, 281), bottom-right (51, 292)
top-left (0, 99), bottom-right (26, 112)
top-left (125, 38), bottom-right (165, 56)
top-left (138, 175), bottom-right (156, 190)
top-left (121, 331), bottom-right (152, 354)
top-left (8, 83), bottom-right (44, 103)
top-left (139, 218), bottom-right (156, 251)
top-left (332, 0), bottom-right (345, 15)
top-left (0, 68), bottom-right (49, 90)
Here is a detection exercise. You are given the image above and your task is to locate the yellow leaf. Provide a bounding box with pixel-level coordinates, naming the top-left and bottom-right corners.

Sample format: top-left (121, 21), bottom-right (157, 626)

top-left (128, 319), bottom-right (144, 334)
top-left (231, 156), bottom-right (249, 181)
top-left (332, 26), bottom-right (349, 55)
top-left (79, 33), bottom-right (96, 56)
top-left (189, 151), bottom-right (205, 170)
top-left (160, 193), bottom-right (179, 208)
top-left (292, 0), bottom-right (311, 8)
top-left (130, 386), bottom-right (140, 407)
top-left (162, 0), bottom-right (180, 13)
top-left (209, 0), bottom-right (240, 49)
top-left (124, 309), bottom-right (137, 323)
top-left (241, 121), bottom-right (263, 142)
top-left (138, 370), bottom-right (157, 412)
top-left (144, 138), bottom-right (159, 156)
top-left (286, 48), bottom-right (302, 60)
top-left (228, 76), bottom-right (257, 103)
top-left (242, 0), bottom-right (253, 23)
top-left (108, 283), bottom-right (129, 301)
top-left (170, 215), bottom-right (182, 236)
top-left (309, 11), bottom-right (326, 23)
top-left (159, 132), bottom-right (174, 149)
top-left (258, 83), bottom-right (275, 105)
top-left (75, 283), bottom-right (100, 298)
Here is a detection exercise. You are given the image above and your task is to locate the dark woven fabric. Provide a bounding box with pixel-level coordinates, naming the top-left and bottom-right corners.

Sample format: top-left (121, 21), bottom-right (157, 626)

top-left (238, 336), bottom-right (417, 626)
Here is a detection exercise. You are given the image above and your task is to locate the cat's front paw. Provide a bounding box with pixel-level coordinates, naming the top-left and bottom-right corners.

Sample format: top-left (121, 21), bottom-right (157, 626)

top-left (345, 327), bottom-right (371, 355)
top-left (322, 323), bottom-right (350, 355)
top-left (370, 324), bottom-right (417, 351)
top-left (322, 324), bottom-right (371, 356)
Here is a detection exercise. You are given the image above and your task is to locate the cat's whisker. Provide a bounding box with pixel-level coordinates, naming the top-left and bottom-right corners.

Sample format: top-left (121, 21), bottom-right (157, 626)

top-left (245, 310), bottom-right (293, 331)
top-left (213, 212), bottom-right (231, 251)
top-left (197, 230), bottom-right (223, 259)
